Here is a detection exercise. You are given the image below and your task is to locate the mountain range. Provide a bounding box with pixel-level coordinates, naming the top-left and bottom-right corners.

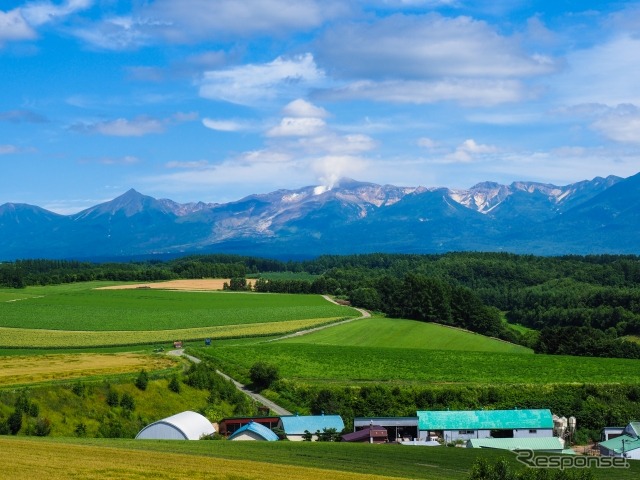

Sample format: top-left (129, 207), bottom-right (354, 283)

top-left (1, 172), bottom-right (639, 260)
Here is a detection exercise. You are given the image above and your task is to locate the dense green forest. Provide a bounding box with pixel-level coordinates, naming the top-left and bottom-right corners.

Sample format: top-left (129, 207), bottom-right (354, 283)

top-left (3, 253), bottom-right (640, 358)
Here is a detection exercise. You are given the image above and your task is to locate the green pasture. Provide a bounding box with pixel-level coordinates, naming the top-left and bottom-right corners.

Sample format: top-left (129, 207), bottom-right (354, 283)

top-left (281, 317), bottom-right (532, 353)
top-left (203, 342), bottom-right (640, 386)
top-left (0, 284), bottom-right (358, 331)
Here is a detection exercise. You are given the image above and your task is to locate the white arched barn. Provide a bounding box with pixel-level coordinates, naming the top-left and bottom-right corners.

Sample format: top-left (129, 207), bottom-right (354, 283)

top-left (136, 411), bottom-right (215, 440)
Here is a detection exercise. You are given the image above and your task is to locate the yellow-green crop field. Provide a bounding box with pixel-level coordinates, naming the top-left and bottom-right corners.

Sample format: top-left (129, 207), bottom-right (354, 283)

top-left (0, 353), bottom-right (177, 387)
top-left (0, 317), bottom-right (343, 348)
top-left (0, 437), bottom-right (397, 480)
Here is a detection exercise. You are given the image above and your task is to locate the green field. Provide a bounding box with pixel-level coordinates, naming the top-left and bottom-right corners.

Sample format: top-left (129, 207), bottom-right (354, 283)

top-left (202, 341), bottom-right (640, 386)
top-left (282, 317), bottom-right (532, 353)
top-left (0, 285), bottom-right (357, 331)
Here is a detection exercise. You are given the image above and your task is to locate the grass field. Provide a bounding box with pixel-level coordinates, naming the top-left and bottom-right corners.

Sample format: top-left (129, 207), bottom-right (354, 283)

top-left (0, 353), bottom-right (176, 387)
top-left (0, 437), bottom-right (637, 480)
top-left (0, 285), bottom-right (357, 331)
top-left (201, 341), bottom-right (640, 386)
top-left (281, 317), bottom-right (532, 353)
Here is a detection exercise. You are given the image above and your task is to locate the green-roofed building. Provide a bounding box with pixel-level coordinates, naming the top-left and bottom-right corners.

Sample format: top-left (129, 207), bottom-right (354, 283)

top-left (467, 437), bottom-right (566, 453)
top-left (417, 409), bottom-right (554, 442)
top-left (599, 421), bottom-right (640, 459)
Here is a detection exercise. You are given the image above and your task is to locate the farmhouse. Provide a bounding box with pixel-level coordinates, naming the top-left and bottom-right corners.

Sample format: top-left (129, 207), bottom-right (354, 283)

top-left (342, 425), bottom-right (388, 443)
top-left (599, 422), bottom-right (640, 459)
top-left (417, 409), bottom-right (554, 443)
top-left (135, 411), bottom-right (215, 440)
top-left (277, 414), bottom-right (344, 441)
top-left (218, 416), bottom-right (280, 436)
top-left (227, 421), bottom-right (279, 441)
top-left (466, 437), bottom-right (567, 453)
top-left (353, 417), bottom-right (419, 442)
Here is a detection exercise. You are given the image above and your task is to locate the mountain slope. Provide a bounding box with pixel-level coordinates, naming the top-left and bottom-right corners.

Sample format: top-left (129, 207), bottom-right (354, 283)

top-left (0, 173), bottom-right (637, 259)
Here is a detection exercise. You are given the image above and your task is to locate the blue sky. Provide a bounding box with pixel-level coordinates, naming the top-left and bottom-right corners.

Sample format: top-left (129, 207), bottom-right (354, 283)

top-left (2, 0), bottom-right (640, 213)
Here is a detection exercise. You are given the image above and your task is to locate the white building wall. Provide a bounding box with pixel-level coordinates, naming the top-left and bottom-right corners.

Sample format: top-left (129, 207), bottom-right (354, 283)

top-left (513, 428), bottom-right (554, 438)
top-left (443, 429), bottom-right (491, 442)
top-left (136, 424), bottom-right (186, 440)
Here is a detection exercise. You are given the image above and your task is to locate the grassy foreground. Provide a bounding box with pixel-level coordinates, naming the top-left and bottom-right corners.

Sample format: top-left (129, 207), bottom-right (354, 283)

top-left (1, 437), bottom-right (637, 480)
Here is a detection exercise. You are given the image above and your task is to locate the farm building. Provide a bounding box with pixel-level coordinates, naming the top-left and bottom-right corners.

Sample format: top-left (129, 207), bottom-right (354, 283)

top-left (599, 422), bottom-right (640, 459)
top-left (277, 414), bottom-right (344, 441)
top-left (342, 425), bottom-right (388, 443)
top-left (467, 437), bottom-right (567, 453)
top-left (417, 409), bottom-right (554, 443)
top-left (135, 411), bottom-right (215, 440)
top-left (601, 427), bottom-right (626, 441)
top-left (218, 416), bottom-right (280, 436)
top-left (227, 421), bottom-right (279, 441)
top-left (354, 417), bottom-right (419, 442)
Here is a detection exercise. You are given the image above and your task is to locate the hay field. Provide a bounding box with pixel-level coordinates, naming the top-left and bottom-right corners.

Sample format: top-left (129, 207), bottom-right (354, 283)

top-left (95, 278), bottom-right (232, 291)
top-left (0, 438), bottom-right (399, 480)
top-left (0, 353), bottom-right (175, 387)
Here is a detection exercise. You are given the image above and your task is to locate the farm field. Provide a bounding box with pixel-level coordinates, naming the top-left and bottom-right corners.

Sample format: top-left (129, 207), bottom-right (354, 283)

top-left (281, 317), bottom-right (532, 353)
top-left (0, 437), bottom-right (637, 480)
top-left (0, 353), bottom-right (176, 387)
top-left (0, 282), bottom-right (359, 348)
top-left (0, 283), bottom-right (357, 331)
top-left (200, 341), bottom-right (640, 386)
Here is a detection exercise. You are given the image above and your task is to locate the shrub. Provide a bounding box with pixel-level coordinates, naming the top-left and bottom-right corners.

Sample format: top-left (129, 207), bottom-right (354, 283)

top-left (120, 392), bottom-right (135, 411)
top-left (8, 410), bottom-right (22, 435)
top-left (168, 375), bottom-right (181, 393)
top-left (106, 389), bottom-right (120, 407)
top-left (33, 417), bottom-right (52, 437)
top-left (249, 362), bottom-right (279, 390)
top-left (135, 370), bottom-right (149, 391)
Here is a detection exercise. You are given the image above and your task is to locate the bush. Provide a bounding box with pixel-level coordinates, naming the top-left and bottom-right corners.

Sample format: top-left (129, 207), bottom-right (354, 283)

top-left (249, 362), bottom-right (279, 391)
top-left (120, 392), bottom-right (135, 411)
top-left (33, 417), bottom-right (52, 437)
top-left (106, 388), bottom-right (120, 407)
top-left (8, 410), bottom-right (22, 435)
top-left (135, 370), bottom-right (149, 391)
top-left (168, 375), bottom-right (181, 393)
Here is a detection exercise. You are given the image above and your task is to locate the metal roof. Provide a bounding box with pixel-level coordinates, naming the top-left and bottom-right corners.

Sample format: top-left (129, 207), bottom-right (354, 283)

top-left (228, 421), bottom-right (279, 441)
top-left (599, 434), bottom-right (640, 454)
top-left (279, 415), bottom-right (344, 434)
top-left (354, 417), bottom-right (418, 427)
top-left (417, 409), bottom-right (554, 431)
top-left (467, 437), bottom-right (564, 451)
top-left (342, 426), bottom-right (387, 442)
top-left (136, 410), bottom-right (215, 440)
top-left (625, 422), bottom-right (640, 438)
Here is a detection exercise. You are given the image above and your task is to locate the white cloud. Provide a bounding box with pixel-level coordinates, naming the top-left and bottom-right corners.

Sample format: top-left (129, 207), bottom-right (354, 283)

top-left (202, 118), bottom-right (246, 132)
top-left (21, 0), bottom-right (92, 26)
top-left (267, 117), bottom-right (326, 137)
top-left (592, 105), bottom-right (640, 144)
top-left (0, 9), bottom-right (36, 45)
top-left (98, 155), bottom-right (140, 165)
top-left (316, 13), bottom-right (558, 80)
top-left (283, 99), bottom-right (329, 118)
top-left (555, 35), bottom-right (640, 106)
top-left (418, 137), bottom-right (439, 149)
top-left (72, 112), bottom-right (196, 136)
top-left (166, 160), bottom-right (210, 169)
top-left (321, 78), bottom-right (527, 106)
top-left (446, 139), bottom-right (499, 163)
top-left (0, 144), bottom-right (19, 155)
top-left (199, 53), bottom-right (325, 105)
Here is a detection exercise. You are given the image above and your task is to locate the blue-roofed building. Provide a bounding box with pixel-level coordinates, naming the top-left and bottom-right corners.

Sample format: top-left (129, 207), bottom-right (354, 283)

top-left (417, 409), bottom-right (554, 442)
top-left (227, 421), bottom-right (279, 441)
top-left (277, 414), bottom-right (345, 441)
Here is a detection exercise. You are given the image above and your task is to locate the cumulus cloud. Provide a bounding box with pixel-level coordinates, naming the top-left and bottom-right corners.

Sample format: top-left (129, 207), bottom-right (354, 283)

top-left (283, 99), bottom-right (329, 118)
top-left (266, 117), bottom-right (326, 137)
top-left (446, 139), bottom-right (499, 162)
top-left (199, 53), bottom-right (325, 105)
